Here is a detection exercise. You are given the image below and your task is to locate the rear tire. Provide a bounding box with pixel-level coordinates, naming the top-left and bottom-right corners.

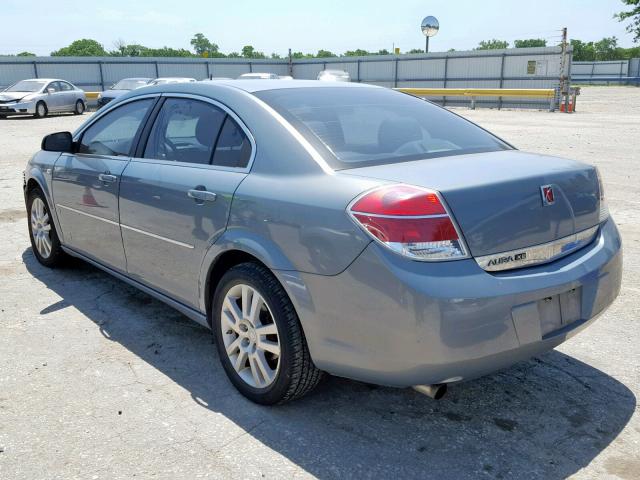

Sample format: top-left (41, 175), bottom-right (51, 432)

top-left (26, 188), bottom-right (68, 268)
top-left (34, 101), bottom-right (47, 118)
top-left (212, 262), bottom-right (323, 404)
top-left (73, 100), bottom-right (85, 115)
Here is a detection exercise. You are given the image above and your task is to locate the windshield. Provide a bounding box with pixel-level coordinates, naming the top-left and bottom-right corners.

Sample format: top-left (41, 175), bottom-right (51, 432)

top-left (5, 80), bottom-right (46, 92)
top-left (112, 79), bottom-right (150, 90)
top-left (255, 87), bottom-right (512, 169)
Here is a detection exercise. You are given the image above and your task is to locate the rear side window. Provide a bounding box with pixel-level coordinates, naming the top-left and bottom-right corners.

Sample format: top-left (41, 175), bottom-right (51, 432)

top-left (59, 82), bottom-right (73, 91)
top-left (211, 117), bottom-right (252, 168)
top-left (143, 98), bottom-right (225, 165)
top-left (78, 99), bottom-right (153, 156)
top-left (255, 87), bottom-right (511, 169)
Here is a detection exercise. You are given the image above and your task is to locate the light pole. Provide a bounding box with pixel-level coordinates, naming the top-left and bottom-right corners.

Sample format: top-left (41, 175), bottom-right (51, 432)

top-left (421, 16), bottom-right (439, 53)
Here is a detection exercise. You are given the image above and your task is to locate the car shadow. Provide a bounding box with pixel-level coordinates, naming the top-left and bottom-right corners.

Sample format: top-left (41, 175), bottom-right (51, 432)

top-left (22, 248), bottom-right (636, 479)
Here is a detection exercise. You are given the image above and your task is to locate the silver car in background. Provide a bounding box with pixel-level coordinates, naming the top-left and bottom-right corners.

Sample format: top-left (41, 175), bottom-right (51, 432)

top-left (0, 78), bottom-right (86, 118)
top-left (24, 80), bottom-right (622, 405)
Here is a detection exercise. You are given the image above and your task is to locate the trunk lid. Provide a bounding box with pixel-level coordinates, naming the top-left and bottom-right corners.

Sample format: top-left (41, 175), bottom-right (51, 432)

top-left (340, 150), bottom-right (600, 257)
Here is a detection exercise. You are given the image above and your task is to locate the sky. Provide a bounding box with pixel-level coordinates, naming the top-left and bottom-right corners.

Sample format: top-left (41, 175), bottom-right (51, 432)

top-left (0, 0), bottom-right (636, 56)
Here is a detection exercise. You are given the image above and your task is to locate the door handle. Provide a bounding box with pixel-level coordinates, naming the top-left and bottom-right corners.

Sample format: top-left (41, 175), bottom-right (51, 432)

top-left (187, 189), bottom-right (217, 202)
top-left (98, 173), bottom-right (117, 183)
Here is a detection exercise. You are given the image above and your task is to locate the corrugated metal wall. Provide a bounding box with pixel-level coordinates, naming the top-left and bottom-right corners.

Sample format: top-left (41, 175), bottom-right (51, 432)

top-left (0, 57), bottom-right (290, 91)
top-left (293, 46), bottom-right (568, 108)
top-left (571, 59), bottom-right (639, 85)
top-left (0, 46), bottom-right (569, 108)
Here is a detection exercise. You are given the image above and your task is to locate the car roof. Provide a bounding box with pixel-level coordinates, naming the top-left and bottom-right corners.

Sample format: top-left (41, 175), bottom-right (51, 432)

top-left (19, 78), bottom-right (63, 82)
top-left (198, 79), bottom-right (375, 93)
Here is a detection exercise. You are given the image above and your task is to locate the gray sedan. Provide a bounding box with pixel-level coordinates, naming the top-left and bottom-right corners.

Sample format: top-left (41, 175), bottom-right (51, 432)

top-left (0, 78), bottom-right (86, 118)
top-left (23, 80), bottom-right (622, 404)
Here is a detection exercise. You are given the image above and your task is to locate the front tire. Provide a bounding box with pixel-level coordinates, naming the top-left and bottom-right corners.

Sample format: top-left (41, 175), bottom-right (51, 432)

top-left (212, 262), bottom-right (323, 404)
top-left (34, 101), bottom-right (47, 118)
top-left (74, 100), bottom-right (85, 115)
top-left (27, 188), bottom-right (67, 267)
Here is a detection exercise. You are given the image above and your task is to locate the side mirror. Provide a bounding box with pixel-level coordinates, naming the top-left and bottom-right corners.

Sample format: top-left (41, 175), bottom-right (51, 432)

top-left (47, 87), bottom-right (55, 94)
top-left (42, 131), bottom-right (74, 153)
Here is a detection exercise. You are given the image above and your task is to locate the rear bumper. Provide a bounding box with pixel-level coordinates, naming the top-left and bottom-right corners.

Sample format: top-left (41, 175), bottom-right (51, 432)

top-left (290, 218), bottom-right (622, 387)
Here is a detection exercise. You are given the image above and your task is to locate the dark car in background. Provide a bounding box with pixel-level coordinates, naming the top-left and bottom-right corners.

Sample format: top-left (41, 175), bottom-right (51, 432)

top-left (96, 78), bottom-right (152, 108)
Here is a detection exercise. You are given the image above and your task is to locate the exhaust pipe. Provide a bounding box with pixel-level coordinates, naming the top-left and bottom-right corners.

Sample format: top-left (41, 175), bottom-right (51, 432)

top-left (413, 383), bottom-right (447, 400)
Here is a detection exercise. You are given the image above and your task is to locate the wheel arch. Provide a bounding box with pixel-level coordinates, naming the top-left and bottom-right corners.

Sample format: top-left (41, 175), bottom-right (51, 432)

top-left (201, 244), bottom-right (321, 365)
top-left (25, 165), bottom-right (65, 244)
top-left (200, 230), bottom-right (309, 329)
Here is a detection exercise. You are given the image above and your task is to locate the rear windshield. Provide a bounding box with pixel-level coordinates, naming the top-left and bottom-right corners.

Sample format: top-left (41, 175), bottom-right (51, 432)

top-left (254, 87), bottom-right (511, 169)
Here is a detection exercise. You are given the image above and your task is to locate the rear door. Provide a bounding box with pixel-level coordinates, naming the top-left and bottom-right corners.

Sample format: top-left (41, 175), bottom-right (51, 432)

top-left (52, 97), bottom-right (156, 272)
top-left (58, 81), bottom-right (76, 111)
top-left (118, 94), bottom-right (254, 308)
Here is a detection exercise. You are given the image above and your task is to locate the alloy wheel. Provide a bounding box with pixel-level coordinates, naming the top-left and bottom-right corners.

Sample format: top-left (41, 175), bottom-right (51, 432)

top-left (31, 197), bottom-right (52, 258)
top-left (220, 283), bottom-right (281, 388)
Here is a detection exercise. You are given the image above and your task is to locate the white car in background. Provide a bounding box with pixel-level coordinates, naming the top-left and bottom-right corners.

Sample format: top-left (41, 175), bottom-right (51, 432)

top-left (0, 78), bottom-right (86, 118)
top-left (147, 77), bottom-right (197, 86)
top-left (317, 69), bottom-right (351, 82)
top-left (237, 72), bottom-right (280, 80)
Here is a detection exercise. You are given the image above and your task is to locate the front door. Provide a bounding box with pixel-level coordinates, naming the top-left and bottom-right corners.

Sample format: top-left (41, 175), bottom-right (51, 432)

top-left (119, 96), bottom-right (253, 308)
top-left (52, 98), bottom-right (155, 272)
top-left (44, 82), bottom-right (65, 112)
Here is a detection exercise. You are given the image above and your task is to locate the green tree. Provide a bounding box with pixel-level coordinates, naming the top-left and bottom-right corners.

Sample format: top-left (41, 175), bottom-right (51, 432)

top-left (146, 47), bottom-right (194, 57)
top-left (407, 48), bottom-right (424, 54)
top-left (594, 36), bottom-right (619, 60)
top-left (316, 49), bottom-right (335, 57)
top-left (343, 49), bottom-right (370, 56)
top-left (514, 39), bottom-right (547, 48)
top-left (270, 52), bottom-right (282, 59)
top-left (227, 52), bottom-right (241, 58)
top-left (241, 45), bottom-right (266, 58)
top-left (17, 51), bottom-right (36, 56)
top-left (190, 33), bottom-right (222, 57)
top-left (476, 39), bottom-right (509, 50)
top-left (291, 51), bottom-right (313, 59)
top-left (377, 49), bottom-right (390, 55)
top-left (51, 39), bottom-right (107, 56)
top-left (112, 43), bottom-right (149, 57)
top-left (615, 0), bottom-right (640, 43)
top-left (570, 39), bottom-right (595, 61)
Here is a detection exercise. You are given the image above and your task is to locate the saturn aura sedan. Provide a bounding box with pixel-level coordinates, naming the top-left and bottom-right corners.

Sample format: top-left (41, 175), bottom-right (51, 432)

top-left (23, 80), bottom-right (622, 404)
top-left (1, 78), bottom-right (86, 118)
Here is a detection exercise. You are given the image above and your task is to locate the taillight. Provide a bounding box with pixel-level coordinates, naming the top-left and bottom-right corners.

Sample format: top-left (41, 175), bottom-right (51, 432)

top-left (596, 167), bottom-right (609, 223)
top-left (348, 184), bottom-right (468, 261)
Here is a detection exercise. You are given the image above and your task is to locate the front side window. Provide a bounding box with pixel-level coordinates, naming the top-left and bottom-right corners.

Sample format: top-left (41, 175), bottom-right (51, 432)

top-left (255, 87), bottom-right (511, 169)
top-left (143, 98), bottom-right (226, 165)
top-left (78, 99), bottom-right (153, 156)
top-left (47, 82), bottom-right (61, 93)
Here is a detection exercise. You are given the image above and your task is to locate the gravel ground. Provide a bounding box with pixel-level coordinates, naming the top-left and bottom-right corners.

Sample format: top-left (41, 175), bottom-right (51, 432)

top-left (0, 87), bottom-right (638, 480)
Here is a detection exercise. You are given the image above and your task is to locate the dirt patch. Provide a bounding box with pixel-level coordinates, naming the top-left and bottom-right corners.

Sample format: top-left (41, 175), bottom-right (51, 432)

top-left (0, 209), bottom-right (26, 223)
